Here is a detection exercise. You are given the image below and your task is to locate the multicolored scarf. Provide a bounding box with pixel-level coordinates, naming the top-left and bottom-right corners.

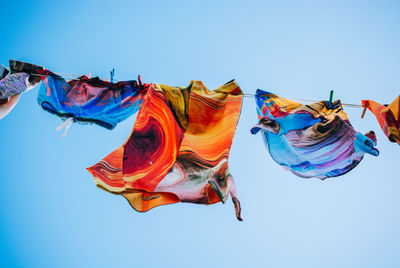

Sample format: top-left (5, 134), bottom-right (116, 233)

top-left (362, 96), bottom-right (400, 145)
top-left (0, 60), bottom-right (43, 119)
top-left (88, 80), bottom-right (243, 220)
top-left (0, 60), bottom-right (43, 100)
top-left (38, 71), bottom-right (146, 130)
top-left (251, 90), bottom-right (379, 179)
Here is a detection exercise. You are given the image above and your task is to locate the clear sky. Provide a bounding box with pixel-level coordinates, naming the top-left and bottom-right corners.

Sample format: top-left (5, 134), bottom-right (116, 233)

top-left (1, 0), bottom-right (400, 267)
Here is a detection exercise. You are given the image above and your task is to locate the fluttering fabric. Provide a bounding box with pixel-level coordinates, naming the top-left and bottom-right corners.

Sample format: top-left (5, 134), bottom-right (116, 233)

top-left (9, 60), bottom-right (44, 85)
top-left (251, 89), bottom-right (379, 179)
top-left (0, 60), bottom-right (43, 119)
top-left (362, 96), bottom-right (400, 145)
top-left (0, 60), bottom-right (43, 99)
top-left (0, 65), bottom-right (9, 79)
top-left (38, 70), bottom-right (146, 130)
top-left (0, 72), bottom-right (30, 100)
top-left (88, 80), bottom-right (243, 220)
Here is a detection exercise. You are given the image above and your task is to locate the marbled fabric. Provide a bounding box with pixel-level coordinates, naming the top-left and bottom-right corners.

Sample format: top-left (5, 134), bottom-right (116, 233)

top-left (0, 73), bottom-right (30, 100)
top-left (362, 96), bottom-right (400, 145)
top-left (0, 60), bottom-right (43, 100)
top-left (251, 89), bottom-right (379, 179)
top-left (38, 70), bottom-right (146, 130)
top-left (88, 80), bottom-right (243, 220)
top-left (0, 60), bottom-right (43, 119)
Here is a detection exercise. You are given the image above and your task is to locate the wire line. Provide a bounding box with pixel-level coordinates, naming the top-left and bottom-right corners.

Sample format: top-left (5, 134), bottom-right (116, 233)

top-left (5, 66), bottom-right (364, 108)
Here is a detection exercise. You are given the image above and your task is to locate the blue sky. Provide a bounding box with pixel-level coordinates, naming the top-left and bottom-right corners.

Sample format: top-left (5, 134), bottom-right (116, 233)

top-left (1, 0), bottom-right (400, 267)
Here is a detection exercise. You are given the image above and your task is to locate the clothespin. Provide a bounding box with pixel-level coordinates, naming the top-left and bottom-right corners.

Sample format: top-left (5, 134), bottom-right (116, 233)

top-left (138, 74), bottom-right (143, 86)
top-left (361, 102), bottom-right (369, 118)
top-left (324, 89), bottom-right (335, 109)
top-left (110, 68), bottom-right (115, 88)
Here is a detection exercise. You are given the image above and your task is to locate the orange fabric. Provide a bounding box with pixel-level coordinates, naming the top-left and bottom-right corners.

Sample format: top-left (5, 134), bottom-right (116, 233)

top-left (362, 96), bottom-right (400, 144)
top-left (88, 81), bottom-right (243, 220)
top-left (122, 190), bottom-right (180, 212)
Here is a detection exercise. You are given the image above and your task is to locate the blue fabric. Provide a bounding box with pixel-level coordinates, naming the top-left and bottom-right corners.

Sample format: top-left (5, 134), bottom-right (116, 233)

top-left (251, 89), bottom-right (379, 179)
top-left (38, 71), bottom-right (146, 130)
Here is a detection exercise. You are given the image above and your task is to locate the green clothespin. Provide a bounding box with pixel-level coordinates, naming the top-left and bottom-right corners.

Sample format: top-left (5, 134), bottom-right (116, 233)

top-left (329, 89), bottom-right (334, 103)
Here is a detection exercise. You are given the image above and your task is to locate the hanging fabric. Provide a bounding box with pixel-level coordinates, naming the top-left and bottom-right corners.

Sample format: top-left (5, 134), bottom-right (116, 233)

top-left (88, 80), bottom-right (243, 220)
top-left (362, 96), bottom-right (400, 145)
top-left (251, 90), bottom-right (379, 179)
top-left (0, 60), bottom-right (44, 119)
top-left (38, 70), bottom-right (146, 130)
top-left (0, 65), bottom-right (9, 79)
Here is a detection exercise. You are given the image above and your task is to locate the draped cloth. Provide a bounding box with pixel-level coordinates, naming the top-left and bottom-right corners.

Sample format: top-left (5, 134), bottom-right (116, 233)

top-left (362, 96), bottom-right (400, 145)
top-left (0, 72), bottom-right (30, 100)
top-left (0, 60), bottom-right (43, 119)
top-left (88, 80), bottom-right (243, 220)
top-left (0, 60), bottom-right (43, 99)
top-left (251, 90), bottom-right (379, 179)
top-left (38, 71), bottom-right (146, 130)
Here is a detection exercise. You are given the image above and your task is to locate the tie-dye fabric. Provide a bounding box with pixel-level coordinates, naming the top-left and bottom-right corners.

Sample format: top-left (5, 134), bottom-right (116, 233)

top-left (0, 60), bottom-right (43, 100)
top-left (0, 73), bottom-right (30, 100)
top-left (38, 70), bottom-right (146, 130)
top-left (251, 89), bottom-right (379, 179)
top-left (88, 80), bottom-right (243, 220)
top-left (0, 60), bottom-right (43, 119)
top-left (362, 96), bottom-right (400, 145)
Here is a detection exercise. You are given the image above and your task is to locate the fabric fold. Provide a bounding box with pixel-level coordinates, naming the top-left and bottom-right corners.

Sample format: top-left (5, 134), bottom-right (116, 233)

top-left (88, 80), bottom-right (243, 220)
top-left (362, 96), bottom-right (400, 145)
top-left (0, 60), bottom-right (43, 119)
top-left (38, 71), bottom-right (147, 130)
top-left (252, 89), bottom-right (379, 179)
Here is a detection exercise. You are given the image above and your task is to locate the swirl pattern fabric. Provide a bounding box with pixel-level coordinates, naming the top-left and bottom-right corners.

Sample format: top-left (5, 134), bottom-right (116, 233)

top-left (38, 71), bottom-right (146, 130)
top-left (0, 73), bottom-right (30, 100)
top-left (0, 60), bottom-right (43, 119)
top-left (0, 60), bottom-right (43, 99)
top-left (362, 96), bottom-right (400, 145)
top-left (88, 80), bottom-right (243, 220)
top-left (251, 89), bottom-right (379, 179)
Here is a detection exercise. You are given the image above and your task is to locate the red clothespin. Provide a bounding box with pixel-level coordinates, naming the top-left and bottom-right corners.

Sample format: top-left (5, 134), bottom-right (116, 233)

top-left (361, 102), bottom-right (369, 118)
top-left (138, 74), bottom-right (143, 86)
top-left (138, 75), bottom-right (143, 86)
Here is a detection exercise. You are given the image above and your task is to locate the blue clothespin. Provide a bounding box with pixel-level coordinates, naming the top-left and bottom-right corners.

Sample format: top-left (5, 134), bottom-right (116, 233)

top-left (110, 68), bottom-right (115, 88)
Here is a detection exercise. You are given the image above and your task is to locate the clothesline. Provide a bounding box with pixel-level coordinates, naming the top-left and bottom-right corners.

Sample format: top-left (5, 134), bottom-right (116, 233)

top-left (29, 73), bottom-right (121, 82)
top-left (241, 93), bottom-right (363, 108)
top-left (4, 66), bottom-right (121, 82)
top-left (10, 67), bottom-right (362, 108)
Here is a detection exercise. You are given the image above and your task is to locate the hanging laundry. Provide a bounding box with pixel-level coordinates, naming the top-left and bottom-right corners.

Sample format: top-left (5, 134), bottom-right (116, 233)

top-left (251, 90), bottom-right (379, 179)
top-left (88, 80), bottom-right (243, 220)
top-left (0, 72), bottom-right (30, 100)
top-left (0, 65), bottom-right (9, 79)
top-left (38, 70), bottom-right (146, 130)
top-left (9, 60), bottom-right (43, 85)
top-left (0, 60), bottom-right (43, 119)
top-left (362, 96), bottom-right (400, 145)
